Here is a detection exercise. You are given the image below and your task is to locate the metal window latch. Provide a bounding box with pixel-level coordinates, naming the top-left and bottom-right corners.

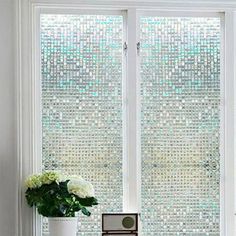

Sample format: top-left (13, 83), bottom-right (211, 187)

top-left (123, 42), bottom-right (140, 55)
top-left (137, 42), bottom-right (141, 54)
top-left (123, 42), bottom-right (128, 54)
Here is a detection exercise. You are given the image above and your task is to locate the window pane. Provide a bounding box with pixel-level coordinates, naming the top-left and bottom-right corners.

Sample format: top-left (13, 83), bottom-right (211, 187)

top-left (140, 17), bottom-right (221, 235)
top-left (41, 14), bottom-right (124, 235)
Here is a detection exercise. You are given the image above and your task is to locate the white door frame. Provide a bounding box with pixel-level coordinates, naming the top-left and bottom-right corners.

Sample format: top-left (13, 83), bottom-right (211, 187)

top-left (17, 1), bottom-right (236, 236)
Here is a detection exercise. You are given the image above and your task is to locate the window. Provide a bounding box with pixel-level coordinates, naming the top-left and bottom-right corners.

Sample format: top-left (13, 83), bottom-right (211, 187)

top-left (19, 3), bottom-right (236, 236)
top-left (39, 12), bottom-right (222, 235)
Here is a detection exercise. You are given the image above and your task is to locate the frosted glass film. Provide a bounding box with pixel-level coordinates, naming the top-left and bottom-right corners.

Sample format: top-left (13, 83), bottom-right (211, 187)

top-left (140, 17), bottom-right (221, 235)
top-left (41, 14), bottom-right (123, 235)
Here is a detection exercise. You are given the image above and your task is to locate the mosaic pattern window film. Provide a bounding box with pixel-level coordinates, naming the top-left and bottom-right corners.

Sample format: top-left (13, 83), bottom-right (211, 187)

top-left (140, 17), bottom-right (221, 235)
top-left (41, 14), bottom-right (124, 235)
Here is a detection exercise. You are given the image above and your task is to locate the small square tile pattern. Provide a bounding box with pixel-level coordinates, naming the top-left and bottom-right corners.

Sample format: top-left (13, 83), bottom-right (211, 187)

top-left (41, 14), bottom-right (221, 235)
top-left (140, 17), bottom-right (221, 235)
top-left (41, 14), bottom-right (124, 235)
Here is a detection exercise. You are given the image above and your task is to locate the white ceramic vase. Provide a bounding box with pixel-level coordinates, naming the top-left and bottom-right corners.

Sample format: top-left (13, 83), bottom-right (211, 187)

top-left (48, 217), bottom-right (78, 236)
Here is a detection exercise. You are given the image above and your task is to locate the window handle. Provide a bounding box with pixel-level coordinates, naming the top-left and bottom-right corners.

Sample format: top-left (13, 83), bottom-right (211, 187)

top-left (123, 42), bottom-right (128, 55)
top-left (137, 42), bottom-right (140, 55)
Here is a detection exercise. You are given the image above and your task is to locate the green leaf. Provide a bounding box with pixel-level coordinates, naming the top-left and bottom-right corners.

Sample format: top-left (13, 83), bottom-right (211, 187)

top-left (81, 207), bottom-right (91, 216)
top-left (76, 197), bottom-right (98, 207)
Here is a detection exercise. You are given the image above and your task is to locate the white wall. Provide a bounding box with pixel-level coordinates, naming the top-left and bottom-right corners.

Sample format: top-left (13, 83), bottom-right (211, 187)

top-left (0, 1), bottom-right (234, 236)
top-left (0, 0), bottom-right (17, 236)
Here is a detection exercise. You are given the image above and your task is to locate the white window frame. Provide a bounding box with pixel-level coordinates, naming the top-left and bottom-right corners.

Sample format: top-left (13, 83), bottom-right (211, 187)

top-left (16, 1), bottom-right (236, 236)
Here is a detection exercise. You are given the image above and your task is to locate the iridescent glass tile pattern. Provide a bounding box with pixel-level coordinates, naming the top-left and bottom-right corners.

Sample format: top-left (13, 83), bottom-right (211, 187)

top-left (41, 14), bottom-right (123, 235)
top-left (140, 17), bottom-right (221, 235)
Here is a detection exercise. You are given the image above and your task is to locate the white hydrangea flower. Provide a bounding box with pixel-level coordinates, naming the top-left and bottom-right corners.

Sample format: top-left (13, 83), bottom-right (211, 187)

top-left (40, 171), bottom-right (62, 185)
top-left (25, 174), bottom-right (42, 189)
top-left (58, 173), bottom-right (68, 182)
top-left (67, 178), bottom-right (95, 198)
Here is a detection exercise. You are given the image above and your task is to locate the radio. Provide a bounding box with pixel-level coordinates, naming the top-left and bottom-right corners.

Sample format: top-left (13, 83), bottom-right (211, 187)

top-left (102, 213), bottom-right (138, 235)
